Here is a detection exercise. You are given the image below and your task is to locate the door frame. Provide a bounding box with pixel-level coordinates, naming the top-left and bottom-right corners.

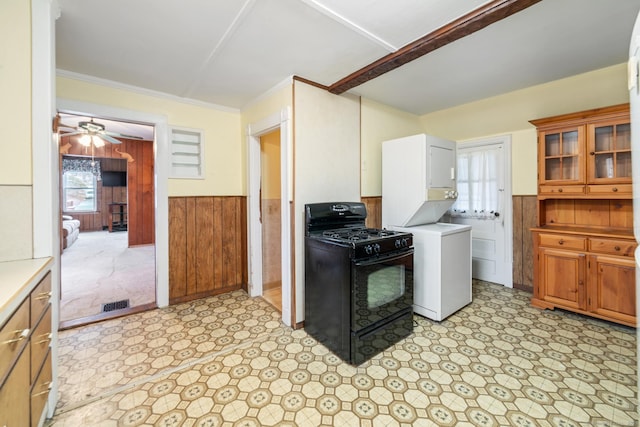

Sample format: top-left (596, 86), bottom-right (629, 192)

top-left (456, 134), bottom-right (513, 287)
top-left (247, 108), bottom-right (293, 326)
top-left (56, 98), bottom-right (170, 307)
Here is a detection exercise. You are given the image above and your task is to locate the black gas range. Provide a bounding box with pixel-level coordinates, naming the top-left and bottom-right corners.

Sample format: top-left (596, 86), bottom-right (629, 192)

top-left (304, 202), bottom-right (414, 364)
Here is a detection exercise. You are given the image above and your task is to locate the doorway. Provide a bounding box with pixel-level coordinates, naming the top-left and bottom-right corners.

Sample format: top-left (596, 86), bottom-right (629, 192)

top-left (450, 135), bottom-right (513, 287)
top-left (260, 129), bottom-right (282, 311)
top-left (57, 112), bottom-right (157, 327)
top-left (247, 108), bottom-right (293, 327)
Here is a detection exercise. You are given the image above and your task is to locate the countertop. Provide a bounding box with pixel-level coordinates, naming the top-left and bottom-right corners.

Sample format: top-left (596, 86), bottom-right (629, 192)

top-left (0, 257), bottom-right (53, 324)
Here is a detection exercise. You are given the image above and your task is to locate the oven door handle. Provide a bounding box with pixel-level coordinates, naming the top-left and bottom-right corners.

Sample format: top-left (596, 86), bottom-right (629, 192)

top-left (353, 249), bottom-right (413, 267)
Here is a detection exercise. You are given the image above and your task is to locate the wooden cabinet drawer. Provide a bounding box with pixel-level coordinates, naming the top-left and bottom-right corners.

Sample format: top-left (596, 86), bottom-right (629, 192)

top-left (0, 347), bottom-right (30, 426)
top-left (0, 298), bottom-right (30, 383)
top-left (538, 233), bottom-right (587, 250)
top-left (587, 184), bottom-right (632, 197)
top-left (30, 271), bottom-right (51, 326)
top-left (589, 238), bottom-right (637, 257)
top-left (30, 350), bottom-right (52, 427)
top-left (539, 185), bottom-right (585, 196)
top-left (30, 305), bottom-right (51, 384)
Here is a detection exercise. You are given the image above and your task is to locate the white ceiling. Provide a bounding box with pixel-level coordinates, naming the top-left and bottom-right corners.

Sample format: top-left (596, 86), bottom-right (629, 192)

top-left (56, 0), bottom-right (640, 121)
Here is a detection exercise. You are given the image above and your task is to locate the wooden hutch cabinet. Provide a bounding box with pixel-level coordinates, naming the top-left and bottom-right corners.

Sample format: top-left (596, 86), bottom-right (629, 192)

top-left (530, 104), bottom-right (636, 327)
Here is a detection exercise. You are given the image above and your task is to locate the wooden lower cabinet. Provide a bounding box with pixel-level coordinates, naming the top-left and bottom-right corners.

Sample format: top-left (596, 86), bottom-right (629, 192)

top-left (537, 247), bottom-right (586, 311)
top-left (588, 254), bottom-right (636, 325)
top-left (0, 270), bottom-right (52, 427)
top-left (532, 231), bottom-right (636, 327)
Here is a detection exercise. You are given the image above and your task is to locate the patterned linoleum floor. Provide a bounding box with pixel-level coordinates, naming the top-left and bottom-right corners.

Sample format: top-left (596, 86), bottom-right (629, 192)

top-left (47, 281), bottom-right (637, 426)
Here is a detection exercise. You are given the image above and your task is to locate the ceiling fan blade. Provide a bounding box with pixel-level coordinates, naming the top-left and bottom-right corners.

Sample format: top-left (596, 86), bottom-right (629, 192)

top-left (100, 134), bottom-right (122, 145)
top-left (105, 131), bottom-right (144, 140)
top-left (60, 131), bottom-right (84, 137)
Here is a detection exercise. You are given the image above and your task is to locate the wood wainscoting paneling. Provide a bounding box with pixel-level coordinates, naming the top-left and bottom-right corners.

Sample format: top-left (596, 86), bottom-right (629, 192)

top-left (169, 196), bottom-right (248, 304)
top-left (126, 139), bottom-right (155, 246)
top-left (512, 195), bottom-right (537, 291)
top-left (361, 197), bottom-right (382, 229)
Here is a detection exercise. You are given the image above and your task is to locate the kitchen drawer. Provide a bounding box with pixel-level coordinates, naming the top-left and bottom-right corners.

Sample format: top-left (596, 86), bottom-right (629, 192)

top-left (30, 305), bottom-right (51, 384)
top-left (30, 350), bottom-right (52, 427)
top-left (587, 184), bottom-right (632, 197)
top-left (538, 233), bottom-right (587, 250)
top-left (539, 185), bottom-right (585, 196)
top-left (589, 237), bottom-right (636, 257)
top-left (0, 297), bottom-right (30, 383)
top-left (30, 271), bottom-right (51, 326)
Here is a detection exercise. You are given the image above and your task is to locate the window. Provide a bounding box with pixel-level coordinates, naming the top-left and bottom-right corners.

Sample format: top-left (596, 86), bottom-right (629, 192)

top-left (170, 126), bottom-right (204, 178)
top-left (450, 145), bottom-right (501, 219)
top-left (63, 170), bottom-right (97, 212)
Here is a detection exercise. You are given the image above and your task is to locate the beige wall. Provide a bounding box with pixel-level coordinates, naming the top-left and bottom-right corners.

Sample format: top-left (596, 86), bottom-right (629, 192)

top-left (419, 63), bottom-right (629, 195)
top-left (261, 129), bottom-right (281, 199)
top-left (360, 98), bottom-right (423, 196)
top-left (57, 76), bottom-right (243, 197)
top-left (0, 0), bottom-right (32, 186)
top-left (0, 1), bottom-right (33, 261)
top-left (241, 82), bottom-right (293, 196)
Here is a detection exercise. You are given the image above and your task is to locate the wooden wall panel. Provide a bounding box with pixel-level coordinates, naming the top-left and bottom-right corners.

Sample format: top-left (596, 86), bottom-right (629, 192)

top-left (168, 198), bottom-right (187, 300)
top-left (513, 195), bottom-right (536, 290)
top-left (169, 196), bottom-right (247, 304)
top-left (126, 139), bottom-right (155, 246)
top-left (196, 198), bottom-right (216, 293)
top-left (361, 197), bottom-right (382, 229)
top-left (186, 198), bottom-right (198, 297)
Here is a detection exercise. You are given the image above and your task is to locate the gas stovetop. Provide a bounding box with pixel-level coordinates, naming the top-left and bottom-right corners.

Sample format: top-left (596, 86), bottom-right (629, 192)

top-left (319, 227), bottom-right (403, 244)
top-left (305, 202), bottom-right (412, 257)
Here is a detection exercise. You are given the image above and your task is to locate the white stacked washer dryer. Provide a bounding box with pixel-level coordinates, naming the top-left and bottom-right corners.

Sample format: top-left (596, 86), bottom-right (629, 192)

top-left (382, 134), bottom-right (472, 321)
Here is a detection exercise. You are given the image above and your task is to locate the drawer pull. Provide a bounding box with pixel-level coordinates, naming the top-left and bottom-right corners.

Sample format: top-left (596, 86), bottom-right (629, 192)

top-left (35, 332), bottom-right (52, 345)
top-left (614, 246), bottom-right (621, 251)
top-left (2, 328), bottom-right (29, 345)
top-left (35, 291), bottom-right (52, 301)
top-left (558, 188), bottom-right (563, 192)
top-left (558, 239), bottom-right (564, 245)
top-left (613, 187), bottom-right (618, 192)
top-left (31, 382), bottom-right (52, 397)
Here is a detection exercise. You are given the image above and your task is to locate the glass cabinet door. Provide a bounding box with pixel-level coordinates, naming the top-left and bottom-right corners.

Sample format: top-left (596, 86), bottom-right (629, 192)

top-left (588, 120), bottom-right (631, 183)
top-left (540, 126), bottom-right (584, 183)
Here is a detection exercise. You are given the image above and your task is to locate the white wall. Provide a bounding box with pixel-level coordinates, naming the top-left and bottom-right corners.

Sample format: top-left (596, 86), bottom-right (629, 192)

top-left (293, 81), bottom-right (361, 322)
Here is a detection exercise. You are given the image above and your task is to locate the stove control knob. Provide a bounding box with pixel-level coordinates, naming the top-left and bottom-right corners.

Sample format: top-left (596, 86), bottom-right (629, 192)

top-left (365, 245), bottom-right (373, 255)
top-left (402, 238), bottom-right (409, 247)
top-left (374, 244), bottom-right (380, 254)
top-left (395, 239), bottom-right (401, 248)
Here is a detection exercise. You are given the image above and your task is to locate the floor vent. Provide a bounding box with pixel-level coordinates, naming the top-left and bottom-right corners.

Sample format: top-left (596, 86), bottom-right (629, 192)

top-left (101, 299), bottom-right (130, 313)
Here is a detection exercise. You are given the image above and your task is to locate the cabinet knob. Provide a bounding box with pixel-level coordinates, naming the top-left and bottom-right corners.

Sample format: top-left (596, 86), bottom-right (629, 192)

top-left (589, 151), bottom-right (595, 156)
top-left (558, 188), bottom-right (563, 193)
top-left (614, 246), bottom-right (621, 251)
top-left (613, 187), bottom-right (618, 192)
top-left (558, 239), bottom-right (564, 245)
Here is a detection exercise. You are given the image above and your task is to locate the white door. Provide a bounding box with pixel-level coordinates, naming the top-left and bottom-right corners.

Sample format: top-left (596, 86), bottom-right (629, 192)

top-left (450, 136), bottom-right (513, 287)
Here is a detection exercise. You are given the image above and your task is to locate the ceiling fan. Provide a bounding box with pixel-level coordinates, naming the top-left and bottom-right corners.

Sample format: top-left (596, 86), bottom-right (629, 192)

top-left (56, 115), bottom-right (144, 147)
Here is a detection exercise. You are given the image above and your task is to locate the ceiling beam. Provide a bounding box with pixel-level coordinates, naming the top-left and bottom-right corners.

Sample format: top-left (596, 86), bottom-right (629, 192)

top-left (328, 0), bottom-right (543, 95)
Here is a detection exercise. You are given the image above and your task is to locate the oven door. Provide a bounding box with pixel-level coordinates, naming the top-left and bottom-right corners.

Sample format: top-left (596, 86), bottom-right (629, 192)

top-left (351, 249), bottom-right (414, 332)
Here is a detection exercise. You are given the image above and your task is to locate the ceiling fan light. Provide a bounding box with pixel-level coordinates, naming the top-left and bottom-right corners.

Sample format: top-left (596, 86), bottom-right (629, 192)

top-left (79, 134), bottom-right (91, 146)
top-left (92, 136), bottom-right (105, 147)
